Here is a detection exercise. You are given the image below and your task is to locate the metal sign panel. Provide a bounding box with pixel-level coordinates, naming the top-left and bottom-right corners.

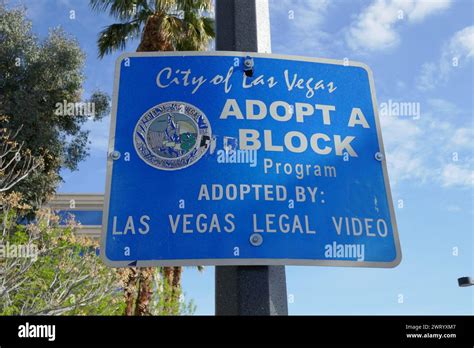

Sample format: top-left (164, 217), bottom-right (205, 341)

top-left (101, 52), bottom-right (401, 268)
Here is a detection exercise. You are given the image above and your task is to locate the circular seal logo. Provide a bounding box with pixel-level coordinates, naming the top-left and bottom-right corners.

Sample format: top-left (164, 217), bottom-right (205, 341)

top-left (133, 101), bottom-right (211, 170)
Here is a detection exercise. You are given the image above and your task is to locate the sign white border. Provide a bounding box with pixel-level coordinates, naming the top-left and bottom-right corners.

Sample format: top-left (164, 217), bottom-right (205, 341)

top-left (100, 51), bottom-right (402, 268)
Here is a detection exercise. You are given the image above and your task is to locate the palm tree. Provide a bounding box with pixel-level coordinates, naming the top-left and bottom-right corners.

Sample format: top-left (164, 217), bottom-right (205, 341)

top-left (90, 0), bottom-right (215, 315)
top-left (90, 0), bottom-right (215, 57)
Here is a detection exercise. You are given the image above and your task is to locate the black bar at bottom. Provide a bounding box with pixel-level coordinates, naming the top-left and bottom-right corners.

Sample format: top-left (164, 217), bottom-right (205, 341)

top-left (0, 316), bottom-right (472, 345)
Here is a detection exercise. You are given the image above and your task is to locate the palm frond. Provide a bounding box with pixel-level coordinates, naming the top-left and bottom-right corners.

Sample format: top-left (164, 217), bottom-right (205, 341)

top-left (90, 0), bottom-right (151, 21)
top-left (97, 21), bottom-right (141, 58)
top-left (155, 0), bottom-right (177, 13)
top-left (201, 16), bottom-right (215, 38)
top-left (177, 0), bottom-right (213, 13)
top-left (161, 15), bottom-right (183, 47)
top-left (176, 11), bottom-right (214, 51)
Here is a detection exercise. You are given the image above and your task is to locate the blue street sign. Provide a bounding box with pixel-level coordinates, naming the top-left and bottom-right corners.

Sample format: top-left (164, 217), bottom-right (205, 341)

top-left (101, 52), bottom-right (401, 268)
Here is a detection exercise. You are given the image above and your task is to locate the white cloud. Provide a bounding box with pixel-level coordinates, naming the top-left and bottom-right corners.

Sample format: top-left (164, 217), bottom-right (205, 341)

top-left (416, 63), bottom-right (439, 91)
top-left (269, 0), bottom-right (342, 56)
top-left (426, 98), bottom-right (462, 117)
top-left (440, 163), bottom-right (474, 187)
top-left (346, 0), bottom-right (452, 52)
top-left (271, 0), bottom-right (331, 26)
top-left (379, 98), bottom-right (473, 189)
top-left (451, 25), bottom-right (474, 58)
top-left (451, 128), bottom-right (472, 149)
top-left (417, 25), bottom-right (474, 90)
top-left (408, 0), bottom-right (452, 22)
top-left (380, 113), bottom-right (430, 185)
top-left (446, 204), bottom-right (461, 212)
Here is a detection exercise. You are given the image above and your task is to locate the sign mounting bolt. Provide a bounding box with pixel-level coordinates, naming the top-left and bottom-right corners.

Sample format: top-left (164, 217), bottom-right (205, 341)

top-left (243, 56), bottom-right (254, 77)
top-left (374, 152), bottom-right (384, 161)
top-left (249, 233), bottom-right (263, 246)
top-left (111, 150), bottom-right (121, 160)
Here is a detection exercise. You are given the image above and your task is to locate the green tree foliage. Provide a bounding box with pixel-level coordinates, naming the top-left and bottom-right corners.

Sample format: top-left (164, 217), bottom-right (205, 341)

top-left (151, 267), bottom-right (196, 315)
top-left (0, 5), bottom-right (110, 209)
top-left (0, 193), bottom-right (195, 315)
top-left (0, 130), bottom-right (194, 315)
top-left (0, 193), bottom-right (125, 315)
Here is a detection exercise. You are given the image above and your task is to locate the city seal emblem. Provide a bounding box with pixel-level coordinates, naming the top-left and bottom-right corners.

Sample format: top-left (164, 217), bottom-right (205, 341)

top-left (133, 101), bottom-right (211, 170)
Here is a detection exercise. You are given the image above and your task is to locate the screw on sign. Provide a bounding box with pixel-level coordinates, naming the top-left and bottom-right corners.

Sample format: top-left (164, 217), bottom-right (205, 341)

top-left (250, 233), bottom-right (263, 246)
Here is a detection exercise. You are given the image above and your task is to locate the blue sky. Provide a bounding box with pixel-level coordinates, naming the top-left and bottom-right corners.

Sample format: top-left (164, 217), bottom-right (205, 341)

top-left (6, 0), bottom-right (473, 314)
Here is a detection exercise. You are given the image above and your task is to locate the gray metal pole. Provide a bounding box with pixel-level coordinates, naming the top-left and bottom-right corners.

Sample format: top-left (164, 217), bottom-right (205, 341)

top-left (214, 0), bottom-right (288, 316)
